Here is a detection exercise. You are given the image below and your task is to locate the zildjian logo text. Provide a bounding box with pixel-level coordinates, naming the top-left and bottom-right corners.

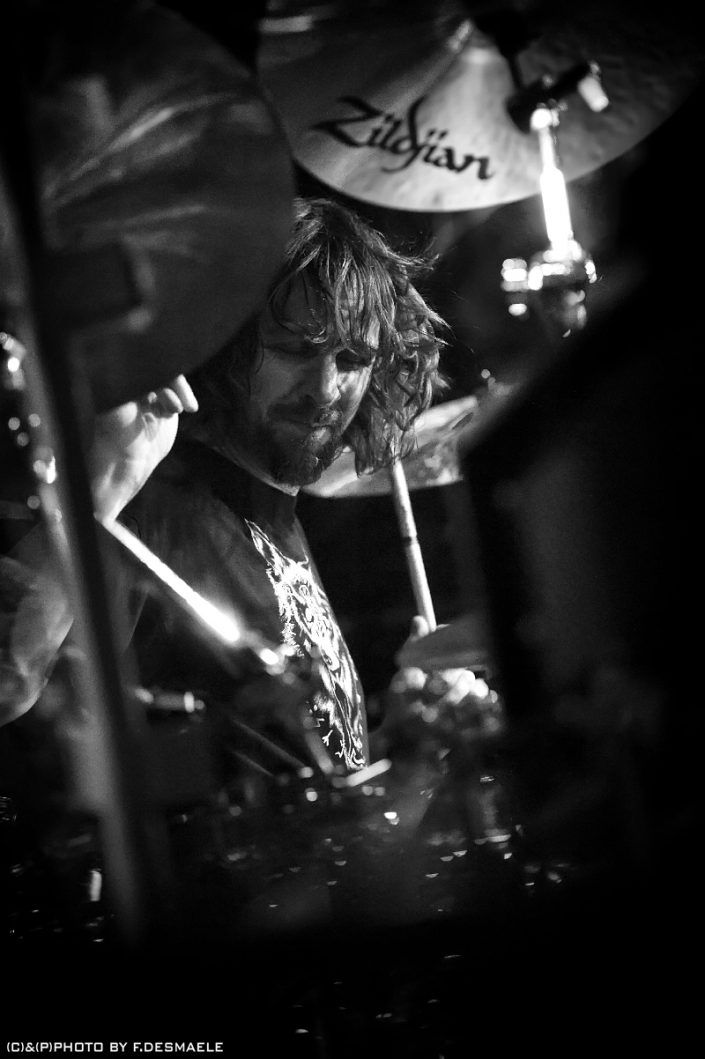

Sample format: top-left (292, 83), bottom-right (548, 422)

top-left (312, 95), bottom-right (493, 178)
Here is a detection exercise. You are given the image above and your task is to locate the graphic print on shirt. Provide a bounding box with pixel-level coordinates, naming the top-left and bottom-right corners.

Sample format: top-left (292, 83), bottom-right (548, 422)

top-left (246, 520), bottom-right (366, 771)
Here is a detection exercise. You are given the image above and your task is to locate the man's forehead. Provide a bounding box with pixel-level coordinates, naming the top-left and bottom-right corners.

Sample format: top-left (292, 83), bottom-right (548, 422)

top-left (263, 274), bottom-right (380, 348)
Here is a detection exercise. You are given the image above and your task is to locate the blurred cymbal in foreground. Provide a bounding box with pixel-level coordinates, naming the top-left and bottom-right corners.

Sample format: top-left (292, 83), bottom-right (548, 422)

top-left (20, 0), bottom-right (295, 411)
top-left (257, 0), bottom-right (704, 211)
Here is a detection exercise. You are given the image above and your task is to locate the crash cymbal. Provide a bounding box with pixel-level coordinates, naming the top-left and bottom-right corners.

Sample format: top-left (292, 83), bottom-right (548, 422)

top-left (395, 612), bottom-right (490, 671)
top-left (20, 0), bottom-right (295, 412)
top-left (303, 394), bottom-right (478, 497)
top-left (257, 0), bottom-right (704, 211)
top-left (304, 388), bottom-right (514, 497)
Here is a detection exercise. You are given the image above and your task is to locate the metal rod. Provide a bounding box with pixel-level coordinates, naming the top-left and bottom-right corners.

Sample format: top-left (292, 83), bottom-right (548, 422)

top-left (102, 517), bottom-right (285, 673)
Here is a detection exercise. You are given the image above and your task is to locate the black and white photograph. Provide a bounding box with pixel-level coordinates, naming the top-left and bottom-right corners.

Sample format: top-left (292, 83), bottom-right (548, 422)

top-left (1, 0), bottom-right (702, 1052)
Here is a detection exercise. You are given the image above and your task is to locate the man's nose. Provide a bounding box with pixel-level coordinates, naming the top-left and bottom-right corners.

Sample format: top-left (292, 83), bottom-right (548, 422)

top-left (304, 353), bottom-right (341, 405)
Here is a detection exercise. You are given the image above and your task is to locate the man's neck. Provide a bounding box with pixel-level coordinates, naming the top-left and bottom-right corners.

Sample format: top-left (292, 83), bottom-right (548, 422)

top-left (184, 420), bottom-right (300, 496)
top-left (208, 438), bottom-right (300, 497)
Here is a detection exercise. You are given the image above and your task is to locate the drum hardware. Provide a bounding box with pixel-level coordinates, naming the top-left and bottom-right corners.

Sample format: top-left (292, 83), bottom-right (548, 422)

top-left (499, 63), bottom-right (601, 335)
top-left (225, 715), bottom-right (313, 777)
top-left (236, 689), bottom-right (525, 933)
top-left (198, 644), bottom-right (343, 784)
top-left (132, 685), bottom-right (205, 715)
top-left (99, 520), bottom-right (326, 828)
top-left (133, 657), bottom-right (339, 819)
top-left (25, 668), bottom-right (343, 942)
top-left (191, 693), bottom-right (454, 936)
top-left (146, 662), bottom-right (534, 942)
top-left (257, 0), bottom-right (703, 212)
top-left (329, 757), bottom-right (392, 789)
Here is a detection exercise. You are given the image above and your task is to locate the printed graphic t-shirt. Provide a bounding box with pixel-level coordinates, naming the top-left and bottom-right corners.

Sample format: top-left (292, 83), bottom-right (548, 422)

top-left (123, 438), bottom-right (369, 772)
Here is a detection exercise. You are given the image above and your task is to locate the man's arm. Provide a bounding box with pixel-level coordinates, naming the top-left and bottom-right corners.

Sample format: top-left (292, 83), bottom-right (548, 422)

top-left (0, 375), bottom-right (197, 726)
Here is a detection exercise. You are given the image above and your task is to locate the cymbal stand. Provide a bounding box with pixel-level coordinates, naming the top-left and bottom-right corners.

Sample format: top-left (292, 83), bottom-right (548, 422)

top-left (501, 62), bottom-right (608, 337)
top-left (389, 458), bottom-right (437, 632)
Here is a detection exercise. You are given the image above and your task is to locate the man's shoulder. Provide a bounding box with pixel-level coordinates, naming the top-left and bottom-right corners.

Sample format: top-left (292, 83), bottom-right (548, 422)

top-left (123, 444), bottom-right (249, 549)
top-left (127, 450), bottom-right (212, 515)
top-left (135, 439), bottom-right (228, 504)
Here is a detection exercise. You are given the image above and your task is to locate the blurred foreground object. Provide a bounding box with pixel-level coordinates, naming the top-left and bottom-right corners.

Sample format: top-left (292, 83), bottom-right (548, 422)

top-left (456, 78), bottom-right (701, 868)
top-left (9, 0), bottom-right (295, 412)
top-left (0, 0), bottom-right (294, 946)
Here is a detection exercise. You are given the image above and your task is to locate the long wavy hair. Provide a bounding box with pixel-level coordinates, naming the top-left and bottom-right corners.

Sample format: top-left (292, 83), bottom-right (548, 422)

top-left (187, 196), bottom-right (448, 473)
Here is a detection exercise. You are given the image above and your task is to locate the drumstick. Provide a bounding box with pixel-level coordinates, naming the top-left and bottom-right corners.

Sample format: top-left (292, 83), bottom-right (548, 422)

top-left (389, 458), bottom-right (437, 632)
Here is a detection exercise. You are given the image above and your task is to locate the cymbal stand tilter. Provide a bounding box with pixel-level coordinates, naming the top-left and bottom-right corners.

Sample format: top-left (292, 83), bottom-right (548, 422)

top-left (501, 60), bottom-right (608, 337)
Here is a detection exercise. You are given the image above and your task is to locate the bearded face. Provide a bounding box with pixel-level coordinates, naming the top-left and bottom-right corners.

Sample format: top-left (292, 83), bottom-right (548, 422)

top-left (224, 275), bottom-right (377, 488)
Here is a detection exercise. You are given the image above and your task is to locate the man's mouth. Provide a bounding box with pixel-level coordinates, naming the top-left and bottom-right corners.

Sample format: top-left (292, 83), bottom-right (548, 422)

top-left (280, 408), bottom-right (343, 431)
